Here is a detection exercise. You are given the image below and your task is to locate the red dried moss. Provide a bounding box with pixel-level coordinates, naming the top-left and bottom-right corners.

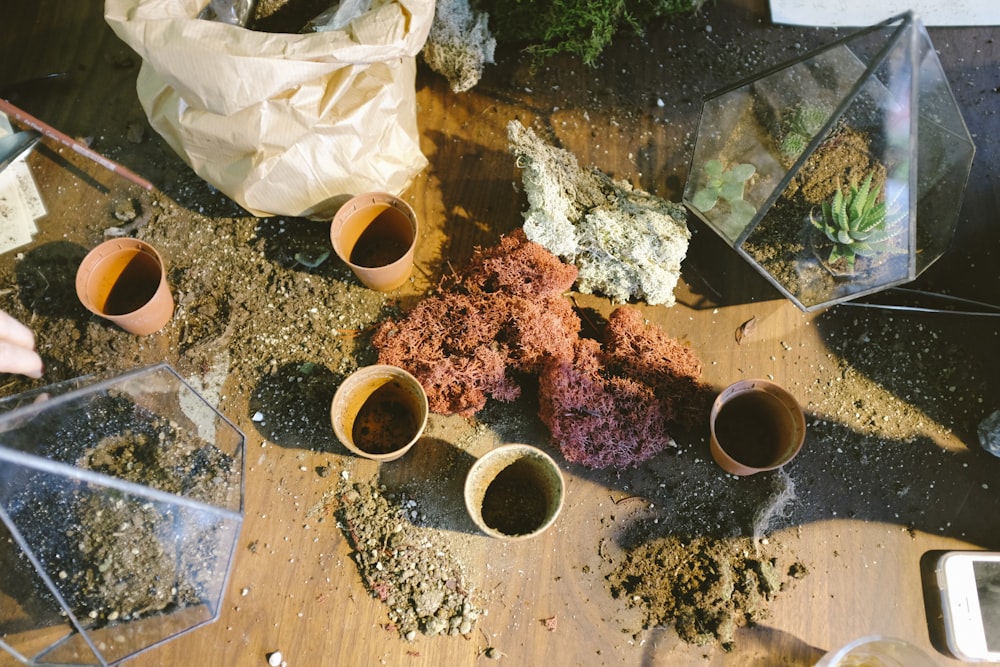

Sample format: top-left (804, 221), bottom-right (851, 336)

top-left (603, 307), bottom-right (713, 430)
top-left (537, 307), bottom-right (714, 468)
top-left (449, 228), bottom-right (579, 298)
top-left (538, 338), bottom-right (677, 469)
top-left (372, 231), bottom-right (580, 416)
top-left (372, 231), bottom-right (712, 468)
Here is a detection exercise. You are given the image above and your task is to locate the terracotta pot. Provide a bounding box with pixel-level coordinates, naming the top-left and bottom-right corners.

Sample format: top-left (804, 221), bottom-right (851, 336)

top-left (464, 444), bottom-right (564, 540)
top-left (709, 379), bottom-right (805, 476)
top-left (330, 365), bottom-right (428, 462)
top-left (75, 238), bottom-right (174, 335)
top-left (330, 192), bottom-right (418, 291)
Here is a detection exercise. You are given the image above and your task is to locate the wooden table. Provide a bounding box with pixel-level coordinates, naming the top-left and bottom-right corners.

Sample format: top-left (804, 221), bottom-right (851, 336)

top-left (1, 1), bottom-right (999, 665)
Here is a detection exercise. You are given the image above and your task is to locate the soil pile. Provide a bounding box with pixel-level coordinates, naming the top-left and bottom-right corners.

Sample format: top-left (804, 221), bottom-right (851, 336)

top-left (335, 478), bottom-right (484, 640)
top-left (607, 534), bottom-right (807, 650)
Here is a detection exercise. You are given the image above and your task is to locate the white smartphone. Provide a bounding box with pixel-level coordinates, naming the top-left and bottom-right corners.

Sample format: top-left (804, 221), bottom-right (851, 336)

top-left (937, 551), bottom-right (1000, 662)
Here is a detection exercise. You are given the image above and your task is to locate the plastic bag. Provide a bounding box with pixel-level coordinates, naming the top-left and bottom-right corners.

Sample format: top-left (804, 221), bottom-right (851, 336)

top-left (105, 0), bottom-right (433, 218)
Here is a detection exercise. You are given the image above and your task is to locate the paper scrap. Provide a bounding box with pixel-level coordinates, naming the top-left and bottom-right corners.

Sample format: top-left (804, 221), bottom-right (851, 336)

top-left (0, 113), bottom-right (46, 254)
top-left (769, 0), bottom-right (1000, 27)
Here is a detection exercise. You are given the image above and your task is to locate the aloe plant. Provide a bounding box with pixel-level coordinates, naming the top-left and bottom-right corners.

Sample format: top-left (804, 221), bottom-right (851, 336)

top-left (691, 159), bottom-right (757, 233)
top-left (810, 171), bottom-right (903, 271)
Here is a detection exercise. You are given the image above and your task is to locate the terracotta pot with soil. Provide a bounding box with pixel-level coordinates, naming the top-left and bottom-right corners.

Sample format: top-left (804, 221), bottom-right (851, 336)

top-left (464, 444), bottom-right (564, 540)
top-left (330, 192), bottom-right (418, 291)
top-left (709, 379), bottom-right (805, 476)
top-left (331, 365), bottom-right (428, 462)
top-left (75, 238), bottom-right (174, 335)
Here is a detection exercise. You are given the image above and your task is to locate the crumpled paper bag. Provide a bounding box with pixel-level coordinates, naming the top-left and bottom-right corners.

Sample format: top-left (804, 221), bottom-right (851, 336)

top-left (105, 0), bottom-right (433, 219)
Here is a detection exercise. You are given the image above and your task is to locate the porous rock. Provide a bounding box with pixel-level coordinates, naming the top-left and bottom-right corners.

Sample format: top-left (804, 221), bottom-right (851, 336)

top-left (422, 0), bottom-right (496, 93)
top-left (508, 120), bottom-right (690, 307)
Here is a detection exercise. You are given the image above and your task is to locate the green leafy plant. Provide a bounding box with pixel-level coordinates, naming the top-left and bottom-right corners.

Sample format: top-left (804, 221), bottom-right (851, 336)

top-left (485, 0), bottom-right (706, 66)
top-left (810, 171), bottom-right (903, 272)
top-left (691, 159), bottom-right (757, 232)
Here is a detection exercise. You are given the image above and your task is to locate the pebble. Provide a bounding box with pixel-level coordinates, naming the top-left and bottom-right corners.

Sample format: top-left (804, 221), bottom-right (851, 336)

top-left (977, 409), bottom-right (1000, 457)
top-left (267, 651), bottom-right (283, 666)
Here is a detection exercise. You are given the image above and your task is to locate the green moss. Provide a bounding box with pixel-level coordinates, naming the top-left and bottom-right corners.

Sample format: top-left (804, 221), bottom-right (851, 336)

top-left (483, 0), bottom-right (707, 66)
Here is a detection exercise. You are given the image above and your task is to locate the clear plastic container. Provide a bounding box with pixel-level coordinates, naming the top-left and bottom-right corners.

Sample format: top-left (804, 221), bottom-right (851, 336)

top-left (0, 363), bottom-right (245, 666)
top-left (814, 635), bottom-right (937, 667)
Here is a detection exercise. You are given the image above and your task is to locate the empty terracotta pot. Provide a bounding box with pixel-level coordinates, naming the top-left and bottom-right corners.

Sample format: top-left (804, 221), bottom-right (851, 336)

top-left (464, 444), bottom-right (564, 540)
top-left (709, 379), bottom-right (806, 476)
top-left (330, 365), bottom-right (428, 462)
top-left (330, 192), bottom-right (418, 291)
top-left (75, 238), bottom-right (174, 335)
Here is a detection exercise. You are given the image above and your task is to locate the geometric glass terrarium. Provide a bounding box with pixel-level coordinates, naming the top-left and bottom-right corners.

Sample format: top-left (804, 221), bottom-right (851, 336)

top-left (684, 12), bottom-right (975, 310)
top-left (0, 364), bottom-right (244, 666)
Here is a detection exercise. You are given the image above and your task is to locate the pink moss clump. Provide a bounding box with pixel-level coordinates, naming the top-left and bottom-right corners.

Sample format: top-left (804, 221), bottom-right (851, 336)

top-left (450, 228), bottom-right (579, 298)
top-left (372, 230), bottom-right (713, 468)
top-left (538, 337), bottom-right (676, 469)
top-left (372, 230), bottom-right (580, 416)
top-left (537, 307), bottom-right (714, 469)
top-left (602, 307), bottom-right (712, 430)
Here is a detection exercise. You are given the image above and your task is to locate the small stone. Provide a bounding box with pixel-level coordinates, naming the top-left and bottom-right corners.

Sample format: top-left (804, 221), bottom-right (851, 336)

top-left (267, 650), bottom-right (283, 666)
top-left (977, 410), bottom-right (1000, 457)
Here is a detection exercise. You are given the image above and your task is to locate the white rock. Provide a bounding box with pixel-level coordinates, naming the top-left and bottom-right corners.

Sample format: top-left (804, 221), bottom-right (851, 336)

top-left (508, 120), bottom-right (690, 307)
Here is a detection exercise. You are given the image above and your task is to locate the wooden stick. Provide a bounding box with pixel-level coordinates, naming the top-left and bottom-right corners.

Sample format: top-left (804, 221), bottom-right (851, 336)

top-left (0, 97), bottom-right (154, 191)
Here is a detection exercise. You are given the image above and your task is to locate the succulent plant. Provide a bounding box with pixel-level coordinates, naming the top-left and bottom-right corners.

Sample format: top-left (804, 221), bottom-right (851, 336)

top-left (810, 171), bottom-right (903, 272)
top-left (778, 102), bottom-right (831, 165)
top-left (691, 159), bottom-right (757, 233)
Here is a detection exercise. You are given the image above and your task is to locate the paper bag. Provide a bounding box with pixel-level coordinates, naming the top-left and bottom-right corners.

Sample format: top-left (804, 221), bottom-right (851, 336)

top-left (105, 0), bottom-right (433, 219)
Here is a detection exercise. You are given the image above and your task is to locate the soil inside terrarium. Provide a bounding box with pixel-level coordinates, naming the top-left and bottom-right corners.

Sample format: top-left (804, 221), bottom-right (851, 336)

top-left (742, 124), bottom-right (907, 307)
top-left (5, 395), bottom-right (237, 626)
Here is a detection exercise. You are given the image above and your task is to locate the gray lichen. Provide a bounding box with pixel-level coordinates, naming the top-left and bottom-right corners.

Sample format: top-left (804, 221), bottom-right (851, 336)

top-left (508, 120), bottom-right (690, 307)
top-left (422, 0), bottom-right (496, 93)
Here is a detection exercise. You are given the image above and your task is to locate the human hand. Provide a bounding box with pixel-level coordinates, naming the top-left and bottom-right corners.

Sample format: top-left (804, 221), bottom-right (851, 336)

top-left (0, 310), bottom-right (43, 378)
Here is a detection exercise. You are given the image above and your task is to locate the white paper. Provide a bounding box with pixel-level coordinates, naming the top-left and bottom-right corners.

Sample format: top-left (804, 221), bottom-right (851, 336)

top-left (770, 0), bottom-right (1000, 27)
top-left (0, 114), bottom-right (45, 254)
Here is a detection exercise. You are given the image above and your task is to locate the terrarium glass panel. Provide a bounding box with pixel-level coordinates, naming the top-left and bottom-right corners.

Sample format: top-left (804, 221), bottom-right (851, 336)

top-left (683, 12), bottom-right (974, 311)
top-left (0, 364), bottom-right (245, 666)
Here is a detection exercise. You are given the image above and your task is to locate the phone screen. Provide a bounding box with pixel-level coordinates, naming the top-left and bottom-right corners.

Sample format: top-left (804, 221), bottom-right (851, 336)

top-left (973, 560), bottom-right (1000, 653)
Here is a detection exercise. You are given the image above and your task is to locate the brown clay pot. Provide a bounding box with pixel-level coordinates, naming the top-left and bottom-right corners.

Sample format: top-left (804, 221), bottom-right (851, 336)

top-left (75, 238), bottom-right (174, 335)
top-left (330, 192), bottom-right (418, 291)
top-left (709, 378), bottom-right (806, 476)
top-left (464, 444), bottom-right (564, 540)
top-left (330, 365), bottom-right (428, 462)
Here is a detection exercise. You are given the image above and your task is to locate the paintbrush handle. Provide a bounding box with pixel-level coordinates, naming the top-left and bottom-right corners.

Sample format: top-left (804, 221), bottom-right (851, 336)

top-left (0, 97), bottom-right (154, 191)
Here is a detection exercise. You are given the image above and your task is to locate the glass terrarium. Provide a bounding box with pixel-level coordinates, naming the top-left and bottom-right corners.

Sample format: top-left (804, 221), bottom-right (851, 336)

top-left (0, 364), bottom-right (245, 666)
top-left (683, 12), bottom-right (975, 310)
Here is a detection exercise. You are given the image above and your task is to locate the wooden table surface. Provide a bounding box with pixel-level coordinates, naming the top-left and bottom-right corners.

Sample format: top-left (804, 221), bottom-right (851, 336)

top-left (1, 1), bottom-right (999, 665)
